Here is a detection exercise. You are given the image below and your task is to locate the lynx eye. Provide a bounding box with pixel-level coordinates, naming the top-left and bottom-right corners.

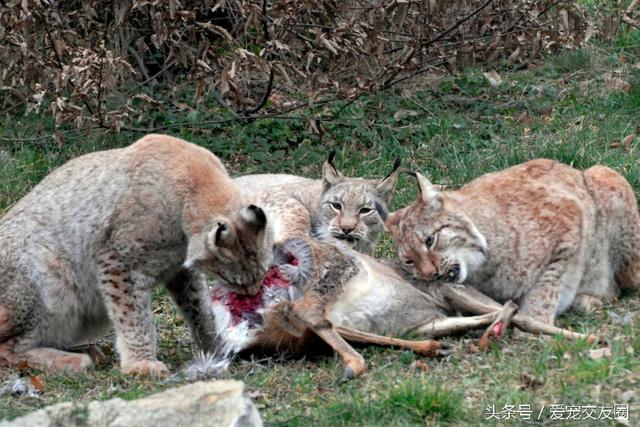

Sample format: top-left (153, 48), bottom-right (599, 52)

top-left (425, 233), bottom-right (437, 249)
top-left (359, 207), bottom-right (373, 215)
top-left (403, 258), bottom-right (414, 266)
top-left (330, 202), bottom-right (342, 211)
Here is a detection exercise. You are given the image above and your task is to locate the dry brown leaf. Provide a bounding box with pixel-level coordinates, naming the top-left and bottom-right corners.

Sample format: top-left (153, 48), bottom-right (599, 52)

top-left (588, 347), bottom-right (612, 360)
top-left (483, 71), bottom-right (503, 87)
top-left (410, 360), bottom-right (430, 372)
top-left (620, 390), bottom-right (636, 402)
top-left (393, 109), bottom-right (419, 121)
top-left (520, 373), bottom-right (544, 390)
top-left (0, 0), bottom-right (593, 129)
top-left (173, 102), bottom-right (193, 111)
top-left (518, 112), bottom-right (534, 125)
top-left (466, 342), bottom-right (480, 354)
top-left (30, 375), bottom-right (45, 392)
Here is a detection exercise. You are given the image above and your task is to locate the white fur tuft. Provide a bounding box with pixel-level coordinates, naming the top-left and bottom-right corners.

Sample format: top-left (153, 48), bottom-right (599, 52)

top-left (184, 351), bottom-right (230, 382)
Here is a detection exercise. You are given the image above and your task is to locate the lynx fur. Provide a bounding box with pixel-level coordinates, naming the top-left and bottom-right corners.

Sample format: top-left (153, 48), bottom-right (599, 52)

top-left (383, 159), bottom-right (640, 324)
top-left (0, 134), bottom-right (273, 376)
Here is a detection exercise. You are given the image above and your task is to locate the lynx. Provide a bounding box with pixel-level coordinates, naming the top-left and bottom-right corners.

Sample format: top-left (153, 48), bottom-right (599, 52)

top-left (0, 134), bottom-right (273, 376)
top-left (234, 153), bottom-right (400, 254)
top-left (382, 159), bottom-right (640, 325)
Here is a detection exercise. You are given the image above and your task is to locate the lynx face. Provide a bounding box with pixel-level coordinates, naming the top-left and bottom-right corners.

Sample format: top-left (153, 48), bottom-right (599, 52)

top-left (383, 173), bottom-right (487, 284)
top-left (185, 205), bottom-right (274, 295)
top-left (315, 157), bottom-right (399, 254)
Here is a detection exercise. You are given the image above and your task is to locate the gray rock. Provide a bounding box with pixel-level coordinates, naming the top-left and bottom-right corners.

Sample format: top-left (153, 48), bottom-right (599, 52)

top-left (1, 380), bottom-right (262, 427)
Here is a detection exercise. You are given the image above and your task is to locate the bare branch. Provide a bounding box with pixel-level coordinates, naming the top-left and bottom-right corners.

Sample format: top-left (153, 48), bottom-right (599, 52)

top-left (242, 0), bottom-right (275, 116)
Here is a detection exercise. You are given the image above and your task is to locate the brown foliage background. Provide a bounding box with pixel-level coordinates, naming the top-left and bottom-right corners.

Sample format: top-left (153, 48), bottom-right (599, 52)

top-left (0, 1), bottom-right (617, 131)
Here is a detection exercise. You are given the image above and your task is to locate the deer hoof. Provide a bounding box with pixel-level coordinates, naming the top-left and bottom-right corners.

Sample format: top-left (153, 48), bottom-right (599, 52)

top-left (436, 342), bottom-right (454, 357)
top-left (340, 367), bottom-right (356, 382)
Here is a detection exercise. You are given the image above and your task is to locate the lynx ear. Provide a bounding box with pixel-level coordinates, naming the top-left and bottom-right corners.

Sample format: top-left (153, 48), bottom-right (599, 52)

top-left (376, 157), bottom-right (401, 206)
top-left (209, 222), bottom-right (231, 249)
top-left (415, 172), bottom-right (443, 210)
top-left (322, 151), bottom-right (344, 191)
top-left (240, 205), bottom-right (267, 230)
top-left (184, 221), bottom-right (230, 268)
top-left (377, 201), bottom-right (404, 236)
top-left (383, 208), bottom-right (404, 236)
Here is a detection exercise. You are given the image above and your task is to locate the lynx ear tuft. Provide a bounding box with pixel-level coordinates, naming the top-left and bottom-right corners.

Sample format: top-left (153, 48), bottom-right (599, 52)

top-left (240, 205), bottom-right (267, 230)
top-left (327, 150), bottom-right (337, 168)
top-left (376, 158), bottom-right (401, 206)
top-left (389, 157), bottom-right (401, 175)
top-left (322, 152), bottom-right (344, 190)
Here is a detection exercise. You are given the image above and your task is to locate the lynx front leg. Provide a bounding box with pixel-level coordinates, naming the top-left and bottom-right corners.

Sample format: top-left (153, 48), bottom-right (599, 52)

top-left (292, 299), bottom-right (365, 381)
top-left (165, 269), bottom-right (219, 353)
top-left (519, 251), bottom-right (579, 325)
top-left (519, 281), bottom-right (563, 325)
top-left (98, 254), bottom-right (168, 377)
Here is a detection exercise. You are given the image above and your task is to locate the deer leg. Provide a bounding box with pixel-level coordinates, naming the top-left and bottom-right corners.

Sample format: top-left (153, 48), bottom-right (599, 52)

top-left (478, 301), bottom-right (517, 350)
top-left (441, 285), bottom-right (602, 343)
top-left (511, 313), bottom-right (602, 344)
top-left (412, 312), bottom-right (499, 338)
top-left (291, 298), bottom-right (365, 381)
top-left (441, 285), bottom-right (503, 313)
top-left (335, 326), bottom-right (453, 358)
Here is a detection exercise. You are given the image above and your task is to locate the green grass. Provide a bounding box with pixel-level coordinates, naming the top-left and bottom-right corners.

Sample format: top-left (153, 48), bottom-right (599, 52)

top-left (2, 33), bottom-right (640, 425)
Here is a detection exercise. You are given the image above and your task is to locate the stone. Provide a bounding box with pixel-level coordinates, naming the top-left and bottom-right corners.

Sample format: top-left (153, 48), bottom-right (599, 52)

top-left (1, 380), bottom-right (262, 427)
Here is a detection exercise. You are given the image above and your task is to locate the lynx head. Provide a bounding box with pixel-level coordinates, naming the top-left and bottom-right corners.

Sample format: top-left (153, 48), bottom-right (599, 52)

top-left (316, 153), bottom-right (400, 253)
top-left (381, 172), bottom-right (487, 284)
top-left (185, 204), bottom-right (274, 295)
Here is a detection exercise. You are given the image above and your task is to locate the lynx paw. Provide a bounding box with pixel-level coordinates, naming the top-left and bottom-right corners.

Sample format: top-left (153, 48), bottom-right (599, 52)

top-left (571, 294), bottom-right (604, 313)
top-left (122, 360), bottom-right (169, 377)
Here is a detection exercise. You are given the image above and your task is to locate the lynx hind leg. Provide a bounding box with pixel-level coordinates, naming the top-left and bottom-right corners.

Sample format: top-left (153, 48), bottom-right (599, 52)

top-left (586, 166), bottom-right (640, 290)
top-left (97, 253), bottom-right (168, 377)
top-left (291, 297), bottom-right (365, 381)
top-left (614, 203), bottom-right (640, 290)
top-left (165, 269), bottom-right (219, 353)
top-left (0, 305), bottom-right (13, 342)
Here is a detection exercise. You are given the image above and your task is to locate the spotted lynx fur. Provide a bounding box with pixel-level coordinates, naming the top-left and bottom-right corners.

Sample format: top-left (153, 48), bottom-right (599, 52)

top-left (0, 134), bottom-right (273, 376)
top-left (234, 153), bottom-right (400, 254)
top-left (383, 159), bottom-right (640, 325)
